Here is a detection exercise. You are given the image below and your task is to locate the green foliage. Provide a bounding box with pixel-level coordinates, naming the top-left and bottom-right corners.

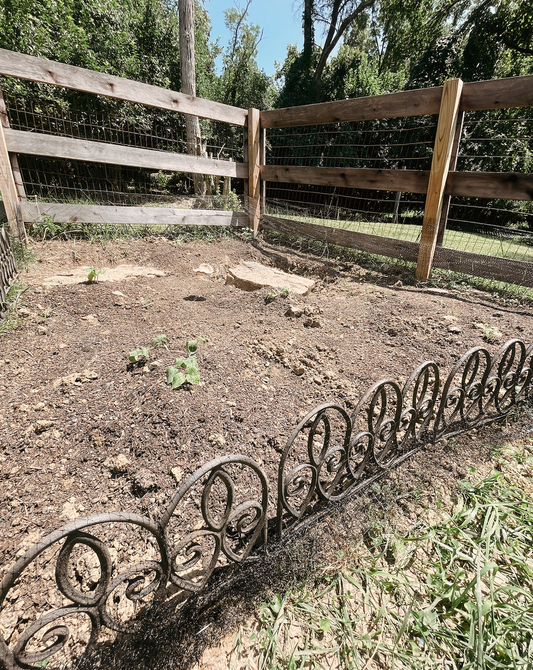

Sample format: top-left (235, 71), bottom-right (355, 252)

top-left (128, 347), bottom-right (149, 363)
top-left (0, 280), bottom-right (28, 334)
top-left (216, 5), bottom-right (275, 111)
top-left (151, 333), bottom-right (169, 349)
top-left (86, 267), bottom-right (106, 283)
top-left (248, 466), bottom-right (533, 669)
top-left (475, 323), bottom-right (503, 343)
top-left (166, 338), bottom-right (204, 389)
top-left (32, 215), bottom-right (63, 241)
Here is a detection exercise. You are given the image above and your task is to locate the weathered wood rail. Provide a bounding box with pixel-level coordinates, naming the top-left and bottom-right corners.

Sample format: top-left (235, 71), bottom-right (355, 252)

top-left (0, 47), bottom-right (532, 285)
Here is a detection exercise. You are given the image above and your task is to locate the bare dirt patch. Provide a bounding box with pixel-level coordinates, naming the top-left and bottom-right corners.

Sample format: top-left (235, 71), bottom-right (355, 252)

top-left (0, 234), bottom-right (532, 668)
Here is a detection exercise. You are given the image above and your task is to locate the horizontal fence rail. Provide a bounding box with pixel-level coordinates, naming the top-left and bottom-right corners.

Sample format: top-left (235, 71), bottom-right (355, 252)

top-left (263, 166), bottom-right (533, 201)
top-left (20, 202), bottom-right (248, 227)
top-left (262, 215), bottom-right (533, 287)
top-left (0, 338), bottom-right (531, 669)
top-left (0, 49), bottom-right (247, 126)
top-left (262, 74), bottom-right (533, 129)
top-left (4, 129), bottom-right (248, 180)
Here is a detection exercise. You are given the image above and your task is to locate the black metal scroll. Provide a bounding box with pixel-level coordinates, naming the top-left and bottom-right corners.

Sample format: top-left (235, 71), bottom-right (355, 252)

top-left (1, 339), bottom-right (532, 669)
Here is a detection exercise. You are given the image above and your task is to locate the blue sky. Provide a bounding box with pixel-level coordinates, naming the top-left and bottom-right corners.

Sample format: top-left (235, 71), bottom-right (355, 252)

top-left (206, 0), bottom-right (303, 76)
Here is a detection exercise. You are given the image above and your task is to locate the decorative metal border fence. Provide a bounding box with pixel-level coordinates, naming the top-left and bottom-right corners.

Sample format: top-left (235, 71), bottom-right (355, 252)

top-left (0, 227), bottom-right (16, 314)
top-left (1, 338), bottom-right (532, 669)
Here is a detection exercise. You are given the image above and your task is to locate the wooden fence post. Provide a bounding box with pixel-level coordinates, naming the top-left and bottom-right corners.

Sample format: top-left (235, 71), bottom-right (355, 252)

top-left (416, 78), bottom-right (463, 282)
top-left (0, 112), bottom-right (21, 239)
top-left (248, 108), bottom-right (261, 237)
top-left (436, 110), bottom-right (464, 247)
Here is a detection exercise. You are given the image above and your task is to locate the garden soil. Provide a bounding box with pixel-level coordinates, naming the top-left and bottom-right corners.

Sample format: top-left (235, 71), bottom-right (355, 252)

top-left (0, 234), bottom-right (532, 668)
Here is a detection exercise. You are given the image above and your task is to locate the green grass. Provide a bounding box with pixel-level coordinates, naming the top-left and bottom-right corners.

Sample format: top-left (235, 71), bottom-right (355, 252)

top-left (233, 443), bottom-right (533, 669)
top-left (0, 279), bottom-right (28, 334)
top-left (269, 210), bottom-right (533, 264)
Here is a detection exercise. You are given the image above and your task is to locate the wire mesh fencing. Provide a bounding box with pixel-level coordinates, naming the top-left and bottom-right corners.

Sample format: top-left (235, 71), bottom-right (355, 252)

top-left (266, 116), bottom-right (433, 246)
top-left (264, 107), bottom-right (533, 277)
top-left (2, 84), bottom-right (246, 213)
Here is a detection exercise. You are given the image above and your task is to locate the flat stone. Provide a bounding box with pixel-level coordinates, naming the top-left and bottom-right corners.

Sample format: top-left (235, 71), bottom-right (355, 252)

top-left (193, 263), bottom-right (215, 274)
top-left (43, 265), bottom-right (166, 286)
top-left (226, 261), bottom-right (314, 296)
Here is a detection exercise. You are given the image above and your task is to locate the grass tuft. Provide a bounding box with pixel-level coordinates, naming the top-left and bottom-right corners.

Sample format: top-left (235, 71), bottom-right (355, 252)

top-left (234, 448), bottom-right (533, 669)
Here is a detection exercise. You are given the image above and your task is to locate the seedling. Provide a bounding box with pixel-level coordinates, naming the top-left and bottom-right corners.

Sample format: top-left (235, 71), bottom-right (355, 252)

top-left (129, 347), bottom-right (149, 363)
top-left (264, 290), bottom-right (278, 304)
top-left (151, 334), bottom-right (170, 349)
top-left (87, 267), bottom-right (106, 283)
top-left (166, 339), bottom-right (204, 389)
top-left (475, 322), bottom-right (502, 343)
top-left (280, 286), bottom-right (290, 298)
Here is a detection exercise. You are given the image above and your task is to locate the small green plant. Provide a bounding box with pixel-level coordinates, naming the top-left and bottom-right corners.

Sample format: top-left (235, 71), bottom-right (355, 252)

top-left (475, 322), bottom-right (503, 343)
top-left (166, 338), bottom-right (204, 389)
top-left (128, 347), bottom-right (149, 363)
top-left (265, 290), bottom-right (278, 304)
top-left (33, 215), bottom-right (62, 241)
top-left (280, 286), bottom-right (290, 298)
top-left (86, 267), bottom-right (106, 283)
top-left (151, 334), bottom-right (170, 349)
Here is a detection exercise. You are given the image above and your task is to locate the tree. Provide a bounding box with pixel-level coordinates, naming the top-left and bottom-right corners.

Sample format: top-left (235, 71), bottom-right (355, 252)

top-left (216, 1), bottom-right (274, 110)
top-left (178, 0), bottom-right (203, 194)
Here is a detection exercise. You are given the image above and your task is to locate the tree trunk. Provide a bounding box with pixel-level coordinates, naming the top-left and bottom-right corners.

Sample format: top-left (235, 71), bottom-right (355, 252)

top-left (303, 0), bottom-right (315, 65)
top-left (179, 0), bottom-right (205, 195)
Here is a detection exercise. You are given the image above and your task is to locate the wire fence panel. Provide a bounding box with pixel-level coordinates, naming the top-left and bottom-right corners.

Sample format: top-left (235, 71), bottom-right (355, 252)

top-left (264, 108), bottom-right (533, 287)
top-left (1, 84), bottom-right (246, 212)
top-left (441, 108), bottom-right (533, 265)
top-left (0, 226), bottom-right (17, 311)
top-left (265, 117), bottom-right (437, 249)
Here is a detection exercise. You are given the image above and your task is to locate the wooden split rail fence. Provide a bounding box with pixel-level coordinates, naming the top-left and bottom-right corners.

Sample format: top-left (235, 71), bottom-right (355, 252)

top-left (0, 48), bottom-right (533, 286)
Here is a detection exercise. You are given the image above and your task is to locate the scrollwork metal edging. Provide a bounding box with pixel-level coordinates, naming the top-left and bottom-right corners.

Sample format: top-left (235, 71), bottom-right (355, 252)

top-left (1, 339), bottom-right (532, 669)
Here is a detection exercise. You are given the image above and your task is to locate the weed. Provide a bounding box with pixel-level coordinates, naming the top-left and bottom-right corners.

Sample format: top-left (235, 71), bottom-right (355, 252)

top-left (166, 338), bottom-right (204, 389)
top-left (264, 290), bottom-right (278, 304)
top-left (0, 280), bottom-right (28, 334)
top-left (151, 334), bottom-right (170, 349)
top-left (86, 267), bottom-right (106, 283)
top-left (237, 462), bottom-right (533, 670)
top-left (32, 215), bottom-right (62, 241)
top-left (475, 322), bottom-right (503, 342)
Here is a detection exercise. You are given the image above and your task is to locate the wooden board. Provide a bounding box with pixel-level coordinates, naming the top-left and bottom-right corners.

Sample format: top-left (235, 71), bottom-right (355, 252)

top-left (0, 49), bottom-right (247, 126)
top-left (4, 129), bottom-right (247, 179)
top-left (262, 215), bottom-right (420, 261)
top-left (446, 170), bottom-right (533, 201)
top-left (0, 84), bottom-right (26, 207)
top-left (262, 165), bottom-right (430, 194)
top-left (261, 87), bottom-right (443, 129)
top-left (0, 120), bottom-right (20, 236)
top-left (416, 78), bottom-right (464, 282)
top-left (462, 75), bottom-right (533, 111)
top-left (263, 215), bottom-right (533, 288)
top-left (437, 111), bottom-right (464, 246)
top-left (20, 202), bottom-right (249, 227)
top-left (248, 108), bottom-right (261, 236)
top-left (433, 246), bottom-right (533, 287)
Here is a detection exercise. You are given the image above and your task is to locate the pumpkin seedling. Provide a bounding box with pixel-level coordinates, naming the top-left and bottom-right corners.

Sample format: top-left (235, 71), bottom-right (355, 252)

top-left (87, 267), bottom-right (106, 283)
top-left (166, 338), bottom-right (204, 389)
top-left (129, 347), bottom-right (149, 363)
